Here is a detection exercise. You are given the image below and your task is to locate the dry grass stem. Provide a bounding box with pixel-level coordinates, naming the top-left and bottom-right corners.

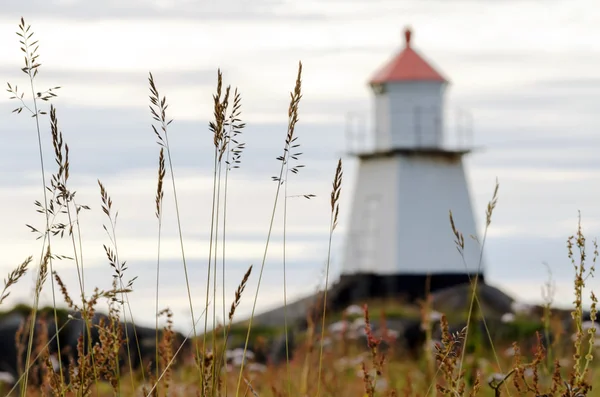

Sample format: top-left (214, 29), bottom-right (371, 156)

top-left (1, 257), bottom-right (31, 305)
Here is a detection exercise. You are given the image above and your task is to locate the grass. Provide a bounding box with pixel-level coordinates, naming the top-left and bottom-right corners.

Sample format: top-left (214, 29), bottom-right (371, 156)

top-left (1, 16), bottom-right (599, 397)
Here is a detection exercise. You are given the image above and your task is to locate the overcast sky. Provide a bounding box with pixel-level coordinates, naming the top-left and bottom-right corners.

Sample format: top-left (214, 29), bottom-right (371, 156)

top-left (1, 0), bottom-right (600, 332)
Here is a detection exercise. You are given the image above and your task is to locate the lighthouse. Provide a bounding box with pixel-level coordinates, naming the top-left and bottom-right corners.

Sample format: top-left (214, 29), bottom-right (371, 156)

top-left (338, 27), bottom-right (485, 304)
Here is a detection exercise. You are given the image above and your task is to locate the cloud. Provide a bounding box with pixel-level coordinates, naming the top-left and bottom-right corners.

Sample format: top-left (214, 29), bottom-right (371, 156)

top-left (0, 67), bottom-right (219, 88)
top-left (2, 0), bottom-right (574, 27)
top-left (0, 64), bottom-right (369, 123)
top-left (0, 0), bottom-right (325, 22)
top-left (459, 87), bottom-right (600, 119)
top-left (467, 164), bottom-right (600, 239)
top-left (0, 0), bottom-right (530, 23)
top-left (492, 278), bottom-right (596, 311)
top-left (0, 99), bottom-right (349, 182)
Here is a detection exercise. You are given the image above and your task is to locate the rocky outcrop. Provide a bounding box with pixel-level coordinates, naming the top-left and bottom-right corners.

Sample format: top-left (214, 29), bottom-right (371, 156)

top-left (429, 282), bottom-right (515, 318)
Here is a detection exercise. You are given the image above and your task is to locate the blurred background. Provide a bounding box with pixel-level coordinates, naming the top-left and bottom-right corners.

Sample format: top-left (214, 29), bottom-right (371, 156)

top-left (0, 0), bottom-right (599, 333)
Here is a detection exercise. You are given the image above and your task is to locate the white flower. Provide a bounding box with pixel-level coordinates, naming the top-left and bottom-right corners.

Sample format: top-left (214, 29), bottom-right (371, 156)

top-left (430, 311), bottom-right (443, 322)
top-left (351, 317), bottom-right (367, 330)
top-left (226, 348), bottom-right (255, 360)
top-left (231, 355), bottom-right (247, 367)
top-left (345, 304), bottom-right (364, 316)
top-left (382, 329), bottom-right (400, 339)
top-left (420, 311), bottom-right (443, 330)
top-left (487, 373), bottom-right (506, 385)
top-left (328, 320), bottom-right (347, 333)
top-left (501, 313), bottom-right (515, 323)
top-left (511, 301), bottom-right (534, 315)
top-left (503, 347), bottom-right (517, 357)
top-left (247, 363), bottom-right (267, 373)
top-left (0, 372), bottom-right (15, 385)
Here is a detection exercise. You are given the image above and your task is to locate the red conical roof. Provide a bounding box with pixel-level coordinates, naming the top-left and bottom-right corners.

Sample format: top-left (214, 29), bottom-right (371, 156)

top-left (369, 28), bottom-right (448, 85)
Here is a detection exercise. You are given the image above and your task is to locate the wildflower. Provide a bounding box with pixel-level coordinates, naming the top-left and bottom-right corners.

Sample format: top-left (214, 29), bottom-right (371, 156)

top-left (501, 312), bottom-right (516, 323)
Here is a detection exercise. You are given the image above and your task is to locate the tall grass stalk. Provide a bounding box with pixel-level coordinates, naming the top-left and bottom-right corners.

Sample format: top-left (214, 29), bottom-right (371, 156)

top-left (0, 258), bottom-right (31, 306)
top-left (234, 61), bottom-right (304, 397)
top-left (209, 112), bottom-right (231, 390)
top-left (154, 147), bottom-right (166, 383)
top-left (568, 212), bottom-right (597, 387)
top-left (48, 104), bottom-right (100, 390)
top-left (541, 261), bottom-right (556, 373)
top-left (212, 265), bottom-right (253, 394)
top-left (215, 86), bottom-right (245, 397)
top-left (211, 144), bottom-right (223, 385)
top-left (452, 180), bottom-right (501, 378)
top-left (281, 166), bottom-right (294, 397)
top-left (282, 168), bottom-right (292, 397)
top-left (209, 113), bottom-right (225, 394)
top-left (98, 181), bottom-right (141, 391)
top-left (427, 179), bottom-right (504, 397)
top-left (4, 317), bottom-right (74, 397)
top-left (201, 70), bottom-right (230, 394)
top-left (316, 158), bottom-right (343, 397)
top-left (144, 305), bottom-right (211, 397)
top-left (148, 72), bottom-right (202, 372)
top-left (281, 102), bottom-right (314, 397)
top-left (6, 18), bottom-right (65, 396)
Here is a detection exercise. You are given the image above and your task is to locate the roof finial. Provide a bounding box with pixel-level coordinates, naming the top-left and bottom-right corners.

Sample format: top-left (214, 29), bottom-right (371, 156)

top-left (404, 27), bottom-right (412, 47)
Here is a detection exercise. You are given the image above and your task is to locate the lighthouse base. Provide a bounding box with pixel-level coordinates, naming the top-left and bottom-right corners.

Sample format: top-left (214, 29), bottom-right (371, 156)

top-left (329, 272), bottom-right (485, 311)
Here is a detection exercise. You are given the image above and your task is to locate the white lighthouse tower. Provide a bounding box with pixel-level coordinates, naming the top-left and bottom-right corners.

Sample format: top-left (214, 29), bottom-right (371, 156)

top-left (338, 27), bottom-right (484, 303)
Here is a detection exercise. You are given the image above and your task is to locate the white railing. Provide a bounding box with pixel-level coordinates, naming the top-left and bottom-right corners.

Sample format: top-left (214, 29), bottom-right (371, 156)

top-left (345, 106), bottom-right (474, 155)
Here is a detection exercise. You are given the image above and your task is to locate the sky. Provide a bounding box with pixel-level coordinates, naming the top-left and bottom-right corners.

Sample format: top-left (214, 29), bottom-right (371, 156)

top-left (1, 0), bottom-right (600, 333)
